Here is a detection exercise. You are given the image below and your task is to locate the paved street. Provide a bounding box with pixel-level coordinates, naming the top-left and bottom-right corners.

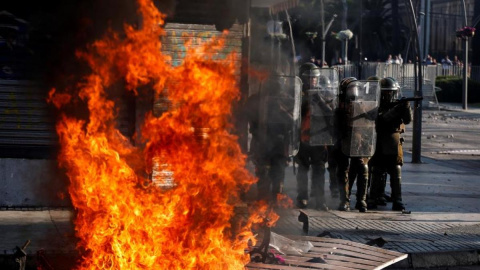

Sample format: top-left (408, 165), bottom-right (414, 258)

top-left (405, 103), bottom-right (480, 166)
top-left (273, 103), bottom-right (480, 269)
top-left (1, 103), bottom-right (480, 269)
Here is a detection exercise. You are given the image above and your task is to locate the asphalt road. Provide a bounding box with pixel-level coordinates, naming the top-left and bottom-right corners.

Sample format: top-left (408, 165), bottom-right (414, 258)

top-left (403, 105), bottom-right (480, 171)
top-left (276, 102), bottom-right (480, 214)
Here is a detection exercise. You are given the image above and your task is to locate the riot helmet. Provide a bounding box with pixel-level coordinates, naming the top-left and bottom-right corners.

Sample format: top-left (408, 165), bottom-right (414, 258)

top-left (299, 62), bottom-right (317, 76)
top-left (339, 77), bottom-right (357, 101)
top-left (345, 81), bottom-right (363, 101)
top-left (299, 62), bottom-right (320, 90)
top-left (367, 76), bottom-right (380, 81)
top-left (318, 75), bottom-right (331, 88)
top-left (379, 77), bottom-right (399, 104)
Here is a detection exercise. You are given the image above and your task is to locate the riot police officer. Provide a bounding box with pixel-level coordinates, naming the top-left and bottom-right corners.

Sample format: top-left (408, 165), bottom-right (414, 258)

top-left (246, 74), bottom-right (294, 203)
top-left (295, 62), bottom-right (330, 210)
top-left (369, 77), bottom-right (412, 211)
top-left (334, 77), bottom-right (379, 212)
top-left (313, 74), bottom-right (339, 199)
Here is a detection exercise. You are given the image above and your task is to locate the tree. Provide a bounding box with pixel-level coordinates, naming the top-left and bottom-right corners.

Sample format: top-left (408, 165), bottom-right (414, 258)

top-left (289, 0), bottom-right (411, 64)
top-left (290, 0), bottom-right (343, 65)
top-left (355, 0), bottom-right (410, 61)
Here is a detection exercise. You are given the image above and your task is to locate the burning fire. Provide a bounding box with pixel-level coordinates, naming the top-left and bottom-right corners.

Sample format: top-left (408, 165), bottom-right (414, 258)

top-left (47, 0), bottom-right (279, 269)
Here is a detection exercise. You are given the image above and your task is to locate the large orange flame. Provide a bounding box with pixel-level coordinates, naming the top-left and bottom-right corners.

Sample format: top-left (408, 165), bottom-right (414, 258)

top-left (46, 0), bottom-right (279, 269)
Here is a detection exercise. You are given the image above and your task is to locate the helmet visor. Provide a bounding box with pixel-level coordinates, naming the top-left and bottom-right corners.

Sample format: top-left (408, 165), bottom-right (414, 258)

top-left (346, 84), bottom-right (359, 100)
top-left (381, 90), bottom-right (397, 103)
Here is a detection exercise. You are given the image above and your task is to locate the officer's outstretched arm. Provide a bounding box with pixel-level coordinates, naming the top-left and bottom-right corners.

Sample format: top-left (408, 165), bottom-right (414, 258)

top-left (380, 103), bottom-right (406, 123)
top-left (402, 102), bottom-right (413, 125)
top-left (313, 94), bottom-right (334, 113)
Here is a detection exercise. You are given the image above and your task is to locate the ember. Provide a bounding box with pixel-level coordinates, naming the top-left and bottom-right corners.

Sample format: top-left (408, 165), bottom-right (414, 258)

top-left (46, 0), bottom-right (276, 269)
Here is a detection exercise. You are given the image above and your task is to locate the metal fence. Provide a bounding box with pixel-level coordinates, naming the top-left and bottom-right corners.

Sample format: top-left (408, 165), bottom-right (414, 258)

top-left (329, 62), bottom-right (480, 108)
top-left (470, 66), bottom-right (480, 82)
top-left (331, 63), bottom-right (480, 82)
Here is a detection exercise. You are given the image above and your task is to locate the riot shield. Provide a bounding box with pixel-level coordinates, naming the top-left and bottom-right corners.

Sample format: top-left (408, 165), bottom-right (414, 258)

top-left (258, 75), bottom-right (302, 157)
top-left (341, 80), bottom-right (380, 157)
top-left (307, 68), bottom-right (339, 146)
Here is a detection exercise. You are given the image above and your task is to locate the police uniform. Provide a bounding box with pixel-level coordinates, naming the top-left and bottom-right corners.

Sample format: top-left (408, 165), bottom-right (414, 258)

top-left (246, 77), bottom-right (291, 203)
top-left (295, 63), bottom-right (329, 210)
top-left (369, 77), bottom-right (412, 211)
top-left (334, 77), bottom-right (377, 213)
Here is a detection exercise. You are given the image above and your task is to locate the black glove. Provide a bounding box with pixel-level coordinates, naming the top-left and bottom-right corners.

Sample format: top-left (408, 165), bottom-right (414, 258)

top-left (312, 93), bottom-right (322, 104)
top-left (400, 99), bottom-right (411, 110)
top-left (382, 104), bottom-right (404, 122)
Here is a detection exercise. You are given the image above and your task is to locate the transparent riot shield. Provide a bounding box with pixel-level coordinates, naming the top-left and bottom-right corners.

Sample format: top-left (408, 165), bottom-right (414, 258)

top-left (258, 75), bottom-right (302, 157)
top-left (307, 68), bottom-right (339, 146)
top-left (341, 80), bottom-right (380, 157)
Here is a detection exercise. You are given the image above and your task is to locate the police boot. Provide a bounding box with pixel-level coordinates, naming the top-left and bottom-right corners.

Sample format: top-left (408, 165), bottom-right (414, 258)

top-left (256, 165), bottom-right (270, 201)
top-left (337, 169), bottom-right (350, 211)
top-left (270, 157), bottom-right (285, 200)
top-left (313, 183), bottom-right (329, 211)
top-left (312, 164), bottom-right (328, 211)
top-left (367, 166), bottom-right (383, 209)
top-left (390, 165), bottom-right (405, 211)
top-left (309, 169), bottom-right (316, 198)
top-left (355, 164), bottom-right (369, 213)
top-left (328, 166), bottom-right (339, 198)
top-left (271, 181), bottom-right (284, 205)
top-left (375, 172), bottom-right (387, 206)
top-left (296, 164), bottom-right (309, 208)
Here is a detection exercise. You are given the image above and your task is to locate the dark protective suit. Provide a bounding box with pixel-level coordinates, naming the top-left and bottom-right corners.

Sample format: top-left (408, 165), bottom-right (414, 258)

top-left (327, 145), bottom-right (338, 198)
top-left (333, 104), bottom-right (371, 211)
top-left (295, 92), bottom-right (330, 210)
top-left (369, 100), bottom-right (413, 210)
top-left (246, 84), bottom-right (291, 203)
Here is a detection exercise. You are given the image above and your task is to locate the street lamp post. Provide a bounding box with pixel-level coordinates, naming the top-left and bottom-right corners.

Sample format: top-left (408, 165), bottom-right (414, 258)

top-left (406, 0), bottom-right (423, 164)
top-left (462, 38), bottom-right (468, 110)
top-left (461, 0), bottom-right (468, 110)
top-left (320, 0), bottom-right (336, 67)
top-left (336, 30), bottom-right (353, 65)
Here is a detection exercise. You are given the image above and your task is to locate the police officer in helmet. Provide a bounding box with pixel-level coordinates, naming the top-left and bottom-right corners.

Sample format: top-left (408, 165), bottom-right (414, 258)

top-left (245, 72), bottom-right (293, 204)
top-left (295, 62), bottom-right (329, 210)
top-left (316, 74), bottom-right (339, 199)
top-left (334, 77), bottom-right (374, 212)
top-left (299, 62), bottom-right (320, 90)
top-left (369, 77), bottom-right (412, 211)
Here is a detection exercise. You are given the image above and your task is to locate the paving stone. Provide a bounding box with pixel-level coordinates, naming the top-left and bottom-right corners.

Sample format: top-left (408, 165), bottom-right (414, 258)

top-left (273, 209), bottom-right (480, 256)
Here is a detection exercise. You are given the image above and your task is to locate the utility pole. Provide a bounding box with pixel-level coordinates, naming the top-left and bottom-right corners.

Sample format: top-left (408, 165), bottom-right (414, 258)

top-left (320, 0), bottom-right (336, 67)
top-left (424, 0), bottom-right (431, 60)
top-left (359, 0), bottom-right (363, 78)
top-left (359, 3), bottom-right (363, 58)
top-left (418, 0), bottom-right (425, 60)
top-left (461, 0), bottom-right (469, 110)
top-left (406, 0), bottom-right (423, 164)
top-left (321, 0), bottom-right (325, 65)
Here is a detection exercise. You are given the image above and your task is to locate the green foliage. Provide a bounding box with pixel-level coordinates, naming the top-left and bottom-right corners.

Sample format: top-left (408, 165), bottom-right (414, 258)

top-left (435, 76), bottom-right (480, 103)
top-left (295, 0), bottom-right (341, 32)
top-left (291, 0), bottom-right (409, 62)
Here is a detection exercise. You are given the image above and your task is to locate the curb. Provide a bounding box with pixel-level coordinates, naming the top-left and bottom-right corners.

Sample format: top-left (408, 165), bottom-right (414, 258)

top-left (388, 249), bottom-right (480, 269)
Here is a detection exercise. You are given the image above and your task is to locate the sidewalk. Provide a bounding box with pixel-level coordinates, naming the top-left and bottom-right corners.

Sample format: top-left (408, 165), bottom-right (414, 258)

top-left (270, 102), bottom-right (480, 269)
top-left (273, 151), bottom-right (480, 269)
top-left (437, 102), bottom-right (480, 113)
top-left (1, 153), bottom-right (478, 269)
top-left (1, 103), bottom-right (479, 269)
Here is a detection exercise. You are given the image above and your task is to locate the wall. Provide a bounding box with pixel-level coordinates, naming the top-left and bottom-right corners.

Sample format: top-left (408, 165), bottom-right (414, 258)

top-left (0, 159), bottom-right (70, 207)
top-left (0, 22), bottom-right (245, 207)
top-left (161, 23), bottom-right (243, 69)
